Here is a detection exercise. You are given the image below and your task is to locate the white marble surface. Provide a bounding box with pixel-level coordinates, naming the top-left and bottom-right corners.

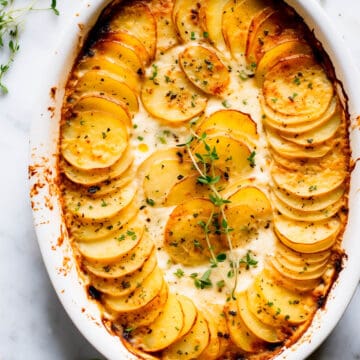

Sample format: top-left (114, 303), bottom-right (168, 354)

top-left (0, 0), bottom-right (359, 359)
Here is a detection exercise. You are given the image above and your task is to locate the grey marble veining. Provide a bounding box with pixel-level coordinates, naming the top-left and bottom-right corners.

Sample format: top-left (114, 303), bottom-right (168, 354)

top-left (0, 0), bottom-right (359, 359)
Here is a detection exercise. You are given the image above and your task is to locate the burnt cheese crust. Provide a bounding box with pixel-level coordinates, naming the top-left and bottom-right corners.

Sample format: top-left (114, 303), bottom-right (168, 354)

top-left (58, 0), bottom-right (350, 359)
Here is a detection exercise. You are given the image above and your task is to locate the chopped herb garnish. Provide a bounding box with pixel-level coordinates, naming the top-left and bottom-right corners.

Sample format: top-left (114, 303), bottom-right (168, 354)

top-left (174, 268), bottom-right (185, 278)
top-left (239, 250), bottom-right (258, 270)
top-left (222, 100), bottom-right (230, 108)
top-left (149, 64), bottom-right (158, 82)
top-left (247, 151), bottom-right (256, 168)
top-left (190, 31), bottom-right (196, 40)
top-left (146, 198), bottom-right (155, 206)
top-left (203, 31), bottom-right (209, 38)
top-left (309, 185), bottom-right (317, 192)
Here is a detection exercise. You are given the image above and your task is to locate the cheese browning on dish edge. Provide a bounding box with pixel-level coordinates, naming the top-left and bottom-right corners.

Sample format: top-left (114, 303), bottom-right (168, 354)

top-left (58, 0), bottom-right (350, 358)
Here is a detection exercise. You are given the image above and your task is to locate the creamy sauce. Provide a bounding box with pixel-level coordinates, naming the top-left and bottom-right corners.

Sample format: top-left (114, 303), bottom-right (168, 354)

top-left (129, 41), bottom-right (275, 306)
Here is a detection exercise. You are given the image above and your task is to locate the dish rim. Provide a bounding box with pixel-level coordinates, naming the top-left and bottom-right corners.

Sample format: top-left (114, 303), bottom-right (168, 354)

top-left (29, 1), bottom-right (360, 359)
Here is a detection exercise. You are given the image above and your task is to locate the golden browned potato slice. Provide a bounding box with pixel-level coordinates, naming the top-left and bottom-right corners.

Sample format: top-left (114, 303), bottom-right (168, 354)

top-left (84, 232), bottom-right (154, 279)
top-left (237, 292), bottom-right (284, 343)
top-left (76, 56), bottom-right (140, 94)
top-left (225, 299), bottom-right (261, 352)
top-left (118, 282), bottom-right (169, 329)
top-left (88, 250), bottom-right (157, 296)
top-left (107, 31), bottom-right (150, 67)
top-left (103, 266), bottom-right (164, 313)
top-left (265, 127), bottom-right (332, 159)
top-left (281, 111), bottom-right (341, 146)
top-left (150, 0), bottom-right (178, 55)
top-left (252, 271), bottom-right (315, 325)
top-left (273, 214), bottom-right (341, 253)
top-left (164, 198), bottom-right (224, 265)
top-left (179, 45), bottom-right (230, 95)
top-left (199, 0), bottom-right (229, 50)
top-left (264, 263), bottom-right (321, 292)
top-left (143, 159), bottom-right (195, 206)
top-left (275, 240), bottom-right (331, 265)
top-left (108, 1), bottom-right (157, 60)
top-left (271, 163), bottom-right (346, 197)
top-left (196, 110), bottom-right (258, 141)
top-left (162, 311), bottom-right (210, 360)
top-left (141, 65), bottom-right (207, 122)
top-left (94, 39), bottom-right (144, 76)
top-left (133, 293), bottom-right (184, 352)
top-left (73, 70), bottom-right (139, 115)
top-left (256, 39), bottom-right (313, 86)
top-left (222, 0), bottom-right (269, 59)
top-left (61, 110), bottom-right (128, 170)
top-left (269, 256), bottom-right (328, 281)
top-left (63, 181), bottom-right (137, 222)
top-left (77, 218), bottom-right (144, 262)
top-left (198, 308), bottom-right (221, 360)
top-left (73, 95), bottom-right (132, 128)
top-left (61, 146), bottom-right (133, 186)
top-left (70, 191), bottom-right (140, 242)
top-left (75, 167), bottom-right (134, 198)
top-left (164, 172), bottom-right (226, 206)
top-left (271, 192), bottom-right (344, 222)
top-left (272, 184), bottom-right (345, 212)
top-left (263, 56), bottom-right (333, 117)
top-left (177, 295), bottom-right (197, 338)
top-left (191, 134), bottom-right (253, 179)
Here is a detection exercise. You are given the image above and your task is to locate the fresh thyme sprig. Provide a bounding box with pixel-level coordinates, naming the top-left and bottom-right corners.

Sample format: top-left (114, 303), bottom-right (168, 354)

top-left (0, 0), bottom-right (59, 94)
top-left (177, 131), bottom-right (239, 299)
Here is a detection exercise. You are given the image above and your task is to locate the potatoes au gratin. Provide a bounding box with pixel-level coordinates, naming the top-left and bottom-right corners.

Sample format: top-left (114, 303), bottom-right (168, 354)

top-left (59, 0), bottom-right (350, 358)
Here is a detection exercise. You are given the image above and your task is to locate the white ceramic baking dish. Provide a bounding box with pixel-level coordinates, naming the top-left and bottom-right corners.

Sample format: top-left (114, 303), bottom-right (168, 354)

top-left (29, 1), bottom-right (360, 359)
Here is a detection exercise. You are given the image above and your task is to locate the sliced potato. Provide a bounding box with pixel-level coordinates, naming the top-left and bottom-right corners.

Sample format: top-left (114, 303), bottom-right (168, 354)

top-left (141, 65), bottom-right (207, 122)
top-left (271, 163), bottom-right (346, 197)
top-left (271, 192), bottom-right (344, 222)
top-left (191, 134), bottom-right (253, 179)
top-left (245, 7), bottom-right (278, 64)
top-left (104, 266), bottom-right (163, 313)
top-left (162, 311), bottom-right (210, 360)
top-left (61, 110), bottom-right (128, 170)
top-left (263, 95), bottom-right (337, 132)
top-left (107, 31), bottom-right (150, 66)
top-left (73, 70), bottom-right (139, 115)
top-left (177, 295), bottom-right (198, 338)
top-left (76, 167), bottom-right (135, 198)
top-left (164, 198), bottom-right (224, 265)
top-left (84, 232), bottom-right (154, 279)
top-left (237, 292), bottom-right (283, 343)
top-left (270, 256), bottom-right (328, 281)
top-left (225, 299), bottom-right (260, 352)
top-left (253, 271), bottom-right (315, 325)
top-left (281, 111), bottom-right (341, 146)
top-left (143, 159), bottom-right (195, 206)
top-left (73, 95), bottom-right (132, 128)
top-left (263, 55), bottom-right (333, 117)
top-left (94, 39), bottom-right (144, 76)
top-left (256, 39), bottom-right (313, 86)
top-left (88, 251), bottom-right (157, 296)
top-left (76, 56), bottom-right (140, 94)
top-left (118, 282), bottom-right (169, 328)
top-left (179, 45), bottom-right (230, 95)
top-left (222, 0), bottom-right (269, 59)
top-left (272, 184), bottom-right (345, 212)
top-left (70, 191), bottom-right (140, 242)
top-left (266, 127), bottom-right (332, 159)
top-left (108, 1), bottom-right (157, 59)
top-left (77, 218), bottom-right (144, 262)
top-left (150, 0), bottom-right (178, 54)
top-left (196, 109), bottom-right (258, 141)
top-left (134, 293), bottom-right (184, 352)
top-left (173, 0), bottom-right (203, 43)
top-left (273, 213), bottom-right (341, 253)
top-left (198, 309), bottom-right (221, 360)
top-left (61, 146), bottom-right (133, 186)
top-left (199, 0), bottom-right (229, 50)
top-left (64, 181), bottom-right (137, 222)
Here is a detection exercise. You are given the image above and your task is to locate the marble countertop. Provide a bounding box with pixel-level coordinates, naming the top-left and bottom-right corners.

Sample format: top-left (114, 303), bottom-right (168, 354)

top-left (0, 0), bottom-right (359, 359)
